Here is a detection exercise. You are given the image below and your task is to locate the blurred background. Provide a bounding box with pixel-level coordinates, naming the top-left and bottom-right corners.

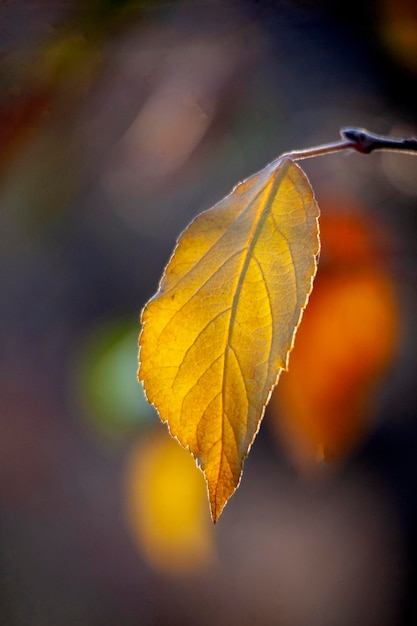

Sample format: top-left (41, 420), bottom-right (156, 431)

top-left (1, 1), bottom-right (417, 624)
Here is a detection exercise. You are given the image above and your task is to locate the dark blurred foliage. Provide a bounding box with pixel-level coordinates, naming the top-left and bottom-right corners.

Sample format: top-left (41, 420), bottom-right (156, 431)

top-left (1, 1), bottom-right (417, 624)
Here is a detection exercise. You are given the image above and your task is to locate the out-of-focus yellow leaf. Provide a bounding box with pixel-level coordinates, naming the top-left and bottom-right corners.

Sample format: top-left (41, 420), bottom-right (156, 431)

top-left (139, 157), bottom-right (320, 521)
top-left (125, 431), bottom-right (213, 575)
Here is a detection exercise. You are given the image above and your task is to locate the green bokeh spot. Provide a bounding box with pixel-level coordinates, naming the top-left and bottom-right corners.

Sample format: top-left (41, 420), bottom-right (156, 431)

top-left (76, 320), bottom-right (157, 439)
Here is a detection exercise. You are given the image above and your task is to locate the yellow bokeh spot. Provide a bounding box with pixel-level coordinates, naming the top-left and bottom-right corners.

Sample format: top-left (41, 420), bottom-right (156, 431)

top-left (125, 431), bottom-right (213, 575)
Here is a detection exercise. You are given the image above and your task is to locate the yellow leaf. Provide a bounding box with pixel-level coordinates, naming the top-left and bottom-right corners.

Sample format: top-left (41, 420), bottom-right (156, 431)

top-left (139, 157), bottom-right (320, 521)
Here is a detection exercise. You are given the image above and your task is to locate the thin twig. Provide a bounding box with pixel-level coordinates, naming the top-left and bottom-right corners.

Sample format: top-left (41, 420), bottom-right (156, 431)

top-left (281, 127), bottom-right (417, 161)
top-left (340, 127), bottom-right (417, 155)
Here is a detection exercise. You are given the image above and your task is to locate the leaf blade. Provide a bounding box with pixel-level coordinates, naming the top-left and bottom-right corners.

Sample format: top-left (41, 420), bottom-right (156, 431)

top-left (139, 157), bottom-right (320, 521)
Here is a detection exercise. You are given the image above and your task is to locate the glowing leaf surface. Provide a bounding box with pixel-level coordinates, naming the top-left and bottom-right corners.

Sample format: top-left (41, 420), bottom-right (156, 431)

top-left (139, 157), bottom-right (320, 521)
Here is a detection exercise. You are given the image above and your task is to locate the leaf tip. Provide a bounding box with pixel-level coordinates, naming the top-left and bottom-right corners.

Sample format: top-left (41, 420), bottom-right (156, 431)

top-left (209, 494), bottom-right (226, 524)
top-left (206, 466), bottom-right (242, 524)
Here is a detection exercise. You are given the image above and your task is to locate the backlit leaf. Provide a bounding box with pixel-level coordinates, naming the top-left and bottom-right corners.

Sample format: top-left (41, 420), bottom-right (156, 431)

top-left (139, 157), bottom-right (320, 521)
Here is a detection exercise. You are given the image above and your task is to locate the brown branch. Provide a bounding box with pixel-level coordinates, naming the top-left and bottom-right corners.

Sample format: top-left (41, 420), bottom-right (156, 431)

top-left (281, 127), bottom-right (417, 161)
top-left (340, 127), bottom-right (417, 155)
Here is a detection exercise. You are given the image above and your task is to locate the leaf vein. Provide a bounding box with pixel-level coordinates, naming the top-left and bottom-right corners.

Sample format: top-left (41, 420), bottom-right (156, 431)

top-left (172, 307), bottom-right (231, 389)
top-left (162, 177), bottom-right (271, 297)
top-left (156, 253), bottom-right (241, 345)
top-left (218, 162), bottom-right (289, 489)
top-left (248, 250), bottom-right (274, 386)
top-left (179, 356), bottom-right (223, 425)
top-left (269, 213), bottom-right (300, 317)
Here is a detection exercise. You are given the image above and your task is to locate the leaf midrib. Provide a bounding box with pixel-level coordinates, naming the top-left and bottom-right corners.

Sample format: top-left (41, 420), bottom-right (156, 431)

top-left (213, 159), bottom-right (291, 509)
